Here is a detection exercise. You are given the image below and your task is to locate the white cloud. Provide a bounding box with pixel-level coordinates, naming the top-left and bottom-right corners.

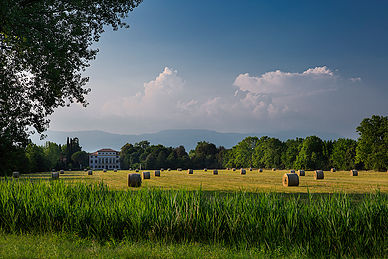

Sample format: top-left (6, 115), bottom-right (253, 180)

top-left (230, 66), bottom-right (341, 120)
top-left (102, 67), bottom-right (185, 118)
top-left (67, 66), bottom-right (369, 135)
top-left (350, 77), bottom-right (361, 82)
top-left (233, 66), bottom-right (336, 96)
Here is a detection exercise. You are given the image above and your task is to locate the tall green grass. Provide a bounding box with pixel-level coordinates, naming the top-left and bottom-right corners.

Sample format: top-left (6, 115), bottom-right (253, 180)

top-left (0, 179), bottom-right (386, 257)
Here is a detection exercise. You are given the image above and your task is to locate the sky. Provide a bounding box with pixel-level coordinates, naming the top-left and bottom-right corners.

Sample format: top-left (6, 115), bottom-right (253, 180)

top-left (49, 0), bottom-right (388, 138)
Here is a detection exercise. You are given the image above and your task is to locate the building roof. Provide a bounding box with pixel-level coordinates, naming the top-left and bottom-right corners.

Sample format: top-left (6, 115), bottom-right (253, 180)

top-left (97, 148), bottom-right (119, 153)
top-left (89, 148), bottom-right (119, 156)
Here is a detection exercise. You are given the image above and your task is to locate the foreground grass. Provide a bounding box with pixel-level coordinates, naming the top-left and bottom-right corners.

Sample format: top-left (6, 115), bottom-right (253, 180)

top-left (0, 180), bottom-right (387, 258)
top-left (0, 232), bottom-right (304, 259)
top-left (17, 169), bottom-right (388, 193)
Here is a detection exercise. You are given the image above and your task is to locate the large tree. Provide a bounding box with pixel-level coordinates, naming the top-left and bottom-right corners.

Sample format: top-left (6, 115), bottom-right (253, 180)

top-left (253, 137), bottom-right (284, 169)
top-left (0, 0), bottom-right (142, 174)
top-left (71, 150), bottom-right (89, 169)
top-left (281, 138), bottom-right (303, 169)
top-left (356, 115), bottom-right (388, 171)
top-left (331, 138), bottom-right (357, 170)
top-left (191, 141), bottom-right (219, 169)
top-left (231, 136), bottom-right (260, 168)
top-left (294, 136), bottom-right (327, 170)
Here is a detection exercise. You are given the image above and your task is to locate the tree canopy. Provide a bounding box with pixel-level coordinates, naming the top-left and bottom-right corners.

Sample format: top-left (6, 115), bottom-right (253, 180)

top-left (356, 115), bottom-right (388, 171)
top-left (0, 0), bottom-right (142, 147)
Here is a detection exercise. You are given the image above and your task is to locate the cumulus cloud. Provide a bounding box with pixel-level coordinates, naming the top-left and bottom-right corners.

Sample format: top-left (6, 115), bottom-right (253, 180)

top-left (233, 66), bottom-right (336, 96)
top-left (98, 66), bottom-right (367, 134)
top-left (102, 67), bottom-right (185, 118)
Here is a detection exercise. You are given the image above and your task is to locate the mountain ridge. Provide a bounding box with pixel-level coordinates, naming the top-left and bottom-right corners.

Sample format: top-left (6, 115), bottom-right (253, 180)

top-left (30, 129), bottom-right (344, 152)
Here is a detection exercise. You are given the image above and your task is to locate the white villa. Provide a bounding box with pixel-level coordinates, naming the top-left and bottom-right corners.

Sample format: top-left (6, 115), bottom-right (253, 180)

top-left (89, 148), bottom-right (120, 170)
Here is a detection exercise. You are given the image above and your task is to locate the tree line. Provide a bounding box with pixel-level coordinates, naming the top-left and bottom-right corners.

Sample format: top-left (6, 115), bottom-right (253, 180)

top-left (121, 115), bottom-right (388, 171)
top-left (0, 137), bottom-right (89, 175)
top-left (0, 115), bottom-right (386, 176)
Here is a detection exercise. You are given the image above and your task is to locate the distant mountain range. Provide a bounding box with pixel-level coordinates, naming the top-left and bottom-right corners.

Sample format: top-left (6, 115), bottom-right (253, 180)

top-left (30, 129), bottom-right (344, 152)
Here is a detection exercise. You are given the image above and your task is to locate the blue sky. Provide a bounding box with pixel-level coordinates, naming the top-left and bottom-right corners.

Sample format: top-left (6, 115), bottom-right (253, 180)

top-left (50, 0), bottom-right (388, 138)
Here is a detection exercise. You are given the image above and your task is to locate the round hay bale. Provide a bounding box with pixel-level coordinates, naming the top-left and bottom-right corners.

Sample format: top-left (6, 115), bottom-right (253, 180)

top-left (232, 168), bottom-right (236, 172)
top-left (103, 169), bottom-right (107, 172)
top-left (249, 168), bottom-right (252, 171)
top-left (188, 169), bottom-right (193, 174)
top-left (52, 171), bottom-right (59, 179)
top-left (88, 170), bottom-right (93, 175)
top-left (283, 173), bottom-right (299, 187)
top-left (129, 168), bottom-right (132, 171)
top-left (297, 170), bottom-right (305, 176)
top-left (167, 168), bottom-right (171, 171)
top-left (60, 170), bottom-right (64, 174)
top-left (177, 168), bottom-right (182, 172)
top-left (240, 169), bottom-right (246, 175)
top-left (161, 168), bottom-right (164, 172)
top-left (204, 168), bottom-right (207, 172)
top-left (135, 169), bottom-right (139, 172)
top-left (142, 171), bottom-right (150, 179)
top-left (114, 169), bottom-right (117, 172)
top-left (128, 173), bottom-right (142, 187)
top-left (314, 170), bottom-right (324, 180)
top-left (68, 169), bottom-right (72, 171)
top-left (12, 171), bottom-right (20, 178)
top-left (350, 169), bottom-right (358, 176)
top-left (331, 168), bottom-right (336, 172)
top-left (213, 169), bottom-right (218, 175)
top-left (258, 168), bottom-right (263, 172)
top-left (84, 168), bottom-right (87, 172)
top-left (272, 168), bottom-right (277, 171)
top-left (155, 170), bottom-right (161, 177)
top-left (290, 170), bottom-right (296, 174)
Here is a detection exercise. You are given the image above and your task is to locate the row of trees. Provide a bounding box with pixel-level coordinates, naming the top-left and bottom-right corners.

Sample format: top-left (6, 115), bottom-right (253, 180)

top-left (0, 115), bottom-right (386, 175)
top-left (120, 137), bottom-right (358, 171)
top-left (2, 138), bottom-right (89, 175)
top-left (225, 136), bottom-right (355, 170)
top-left (120, 141), bottom-right (227, 170)
top-left (121, 115), bottom-right (387, 171)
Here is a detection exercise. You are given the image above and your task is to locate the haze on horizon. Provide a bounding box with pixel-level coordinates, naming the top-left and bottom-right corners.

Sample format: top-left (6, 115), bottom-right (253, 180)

top-left (48, 0), bottom-right (388, 139)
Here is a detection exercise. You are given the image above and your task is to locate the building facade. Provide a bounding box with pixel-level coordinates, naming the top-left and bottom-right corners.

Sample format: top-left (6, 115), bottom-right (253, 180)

top-left (89, 148), bottom-right (120, 170)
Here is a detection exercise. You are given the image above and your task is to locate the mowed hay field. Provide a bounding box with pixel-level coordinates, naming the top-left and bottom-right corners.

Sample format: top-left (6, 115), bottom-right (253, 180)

top-left (2, 171), bottom-right (387, 258)
top-left (16, 169), bottom-right (388, 193)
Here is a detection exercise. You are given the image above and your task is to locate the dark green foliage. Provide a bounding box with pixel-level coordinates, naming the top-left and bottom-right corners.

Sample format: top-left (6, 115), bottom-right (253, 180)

top-left (253, 137), bottom-right (285, 169)
top-left (71, 151), bottom-right (89, 169)
top-left (356, 115), bottom-right (388, 171)
top-left (281, 138), bottom-right (303, 169)
top-left (43, 142), bottom-right (61, 170)
top-left (0, 181), bottom-right (386, 257)
top-left (25, 143), bottom-right (49, 172)
top-left (120, 141), bottom-right (192, 170)
top-left (331, 138), bottom-right (358, 170)
top-left (228, 137), bottom-right (260, 168)
top-left (191, 141), bottom-right (220, 169)
top-left (294, 136), bottom-right (327, 170)
top-left (0, 137), bottom-right (86, 175)
top-left (0, 0), bottom-right (142, 175)
top-left (0, 140), bottom-right (28, 176)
